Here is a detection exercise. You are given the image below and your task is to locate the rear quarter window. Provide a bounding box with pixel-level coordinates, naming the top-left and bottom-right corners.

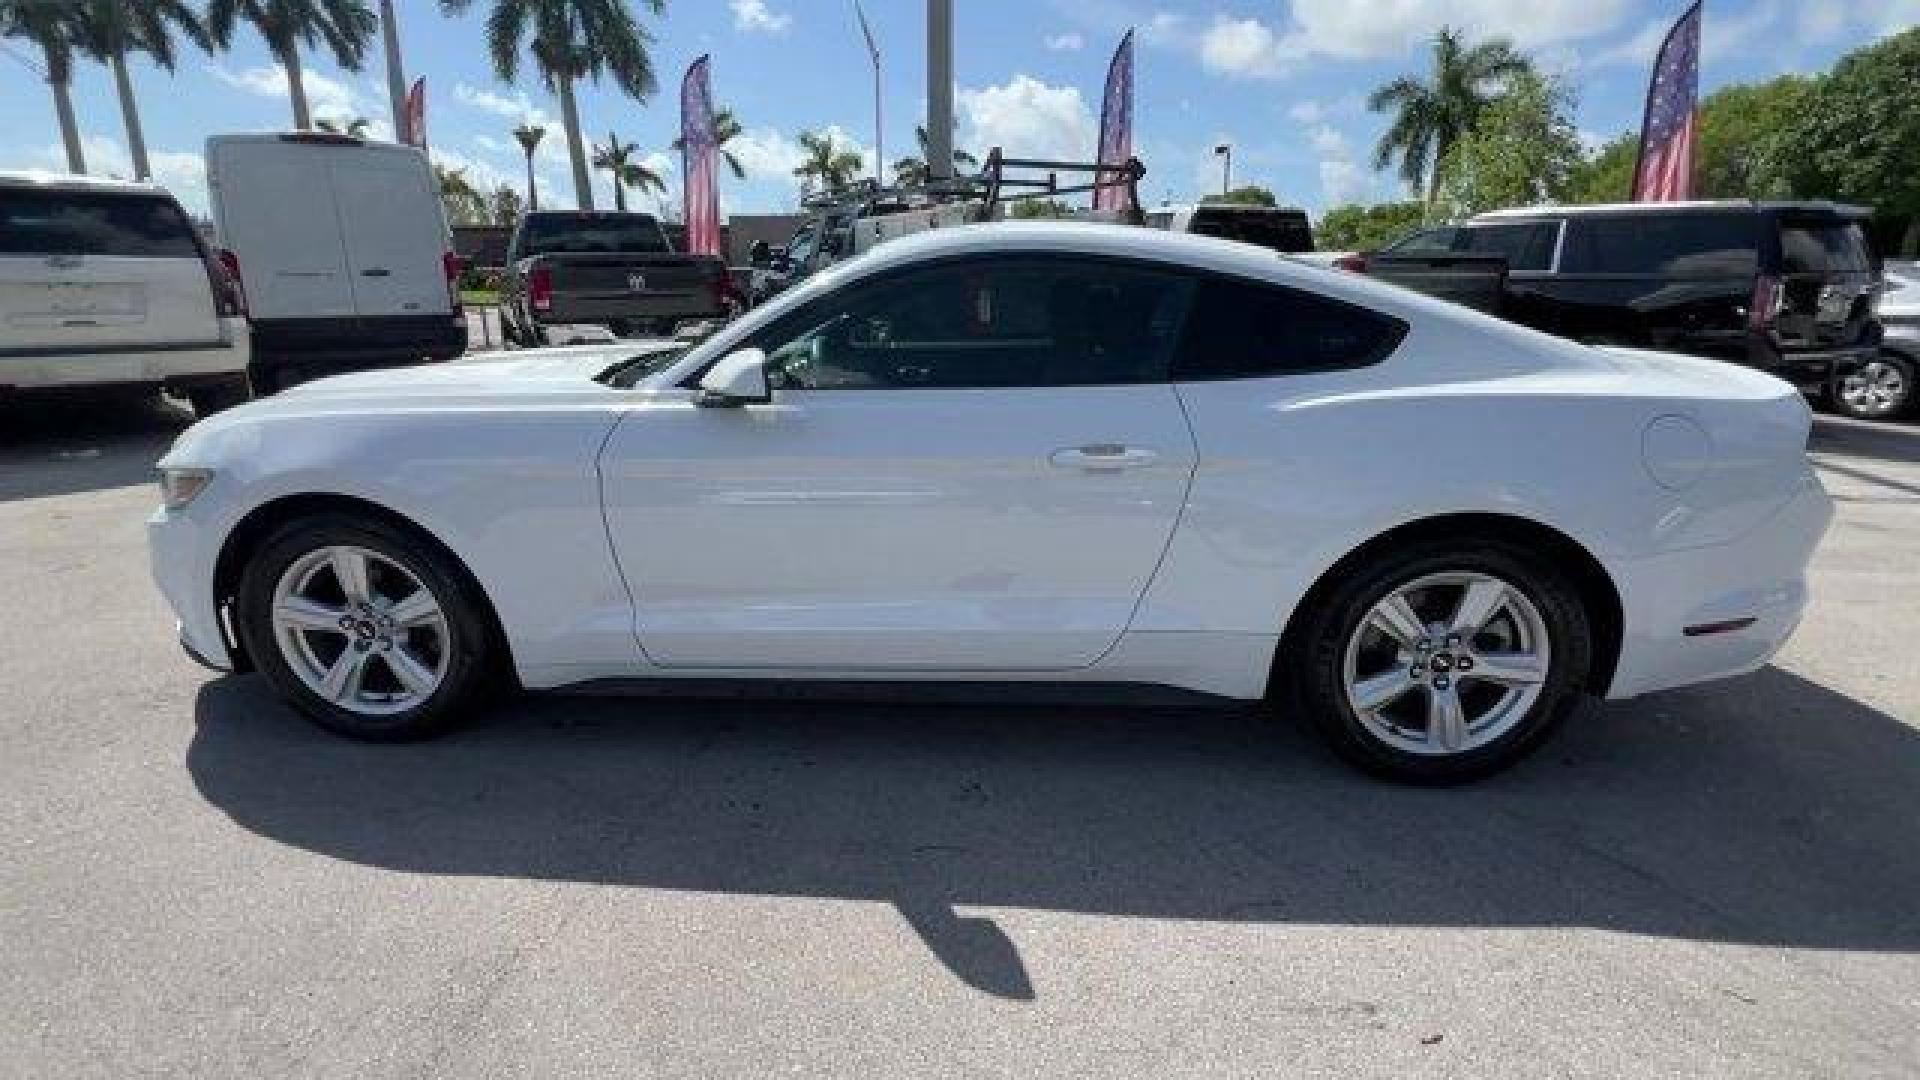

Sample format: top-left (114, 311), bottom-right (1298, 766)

top-left (1173, 275), bottom-right (1404, 380)
top-left (0, 189), bottom-right (200, 258)
top-left (1778, 220), bottom-right (1871, 275)
top-left (1457, 221), bottom-right (1559, 271)
top-left (1560, 213), bottom-right (1759, 276)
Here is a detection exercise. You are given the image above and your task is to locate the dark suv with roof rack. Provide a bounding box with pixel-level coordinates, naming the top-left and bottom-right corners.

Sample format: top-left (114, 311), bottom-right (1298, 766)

top-left (1359, 201), bottom-right (1883, 393)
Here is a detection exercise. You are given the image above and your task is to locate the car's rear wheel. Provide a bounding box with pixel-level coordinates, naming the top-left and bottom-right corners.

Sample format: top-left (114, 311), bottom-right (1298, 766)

top-left (236, 515), bottom-right (495, 740)
top-left (1288, 539), bottom-right (1592, 783)
top-left (1831, 353), bottom-right (1914, 421)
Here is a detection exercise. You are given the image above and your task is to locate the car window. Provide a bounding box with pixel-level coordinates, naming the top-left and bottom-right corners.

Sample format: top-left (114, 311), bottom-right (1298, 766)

top-left (1189, 209), bottom-right (1314, 253)
top-left (1144, 212), bottom-right (1175, 230)
top-left (1559, 214), bottom-right (1759, 276)
top-left (517, 214), bottom-right (668, 256)
top-left (1173, 276), bottom-right (1405, 381)
top-left (0, 189), bottom-right (200, 258)
top-left (750, 257), bottom-right (1195, 389)
top-left (1456, 221), bottom-right (1558, 271)
top-left (1381, 227), bottom-right (1458, 254)
top-left (1779, 220), bottom-right (1871, 276)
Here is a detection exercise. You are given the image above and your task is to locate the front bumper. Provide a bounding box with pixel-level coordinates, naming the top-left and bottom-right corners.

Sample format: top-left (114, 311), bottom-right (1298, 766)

top-left (148, 502), bottom-right (233, 671)
top-left (1607, 472), bottom-right (1833, 699)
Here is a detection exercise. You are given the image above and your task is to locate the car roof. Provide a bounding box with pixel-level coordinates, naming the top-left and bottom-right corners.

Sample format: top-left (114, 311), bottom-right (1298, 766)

top-left (1474, 200), bottom-right (1872, 221)
top-left (0, 170), bottom-right (171, 196)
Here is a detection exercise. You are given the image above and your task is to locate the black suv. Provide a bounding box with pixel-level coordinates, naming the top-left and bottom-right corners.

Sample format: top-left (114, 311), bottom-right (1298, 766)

top-left (1363, 201), bottom-right (1883, 391)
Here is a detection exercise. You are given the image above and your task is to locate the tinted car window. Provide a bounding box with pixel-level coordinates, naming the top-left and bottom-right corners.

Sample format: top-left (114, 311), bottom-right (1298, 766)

top-left (1779, 220), bottom-right (1871, 275)
top-left (1560, 213), bottom-right (1759, 275)
top-left (1457, 221), bottom-right (1558, 271)
top-left (518, 213), bottom-right (668, 256)
top-left (752, 257), bottom-right (1195, 389)
top-left (0, 189), bottom-right (199, 258)
top-left (1381, 227), bottom-right (1458, 254)
top-left (1174, 276), bottom-right (1404, 380)
top-left (1189, 208), bottom-right (1314, 253)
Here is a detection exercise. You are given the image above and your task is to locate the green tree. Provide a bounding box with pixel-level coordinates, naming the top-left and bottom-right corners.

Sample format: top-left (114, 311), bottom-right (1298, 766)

top-left (1, 1), bottom-right (85, 172)
top-left (1008, 198), bottom-right (1072, 219)
top-left (512, 122), bottom-right (545, 210)
top-left (1695, 76), bottom-right (1816, 199)
top-left (489, 183), bottom-right (525, 226)
top-left (1434, 71), bottom-right (1584, 217)
top-left (70, 0), bottom-right (211, 182)
top-left (793, 129), bottom-right (863, 194)
top-left (1776, 28), bottom-right (1920, 254)
top-left (438, 0), bottom-right (666, 212)
top-left (1314, 201), bottom-right (1427, 251)
top-left (671, 106), bottom-right (746, 180)
top-left (592, 130), bottom-right (664, 212)
top-left (893, 122), bottom-right (976, 186)
top-left (434, 162), bottom-right (488, 225)
top-left (207, 0), bottom-right (377, 131)
top-left (1368, 25), bottom-right (1532, 205)
top-left (1202, 185), bottom-right (1278, 207)
top-left (1567, 132), bottom-right (1636, 203)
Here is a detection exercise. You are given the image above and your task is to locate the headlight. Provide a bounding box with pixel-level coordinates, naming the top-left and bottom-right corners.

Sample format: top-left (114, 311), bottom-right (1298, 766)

top-left (157, 468), bottom-right (214, 509)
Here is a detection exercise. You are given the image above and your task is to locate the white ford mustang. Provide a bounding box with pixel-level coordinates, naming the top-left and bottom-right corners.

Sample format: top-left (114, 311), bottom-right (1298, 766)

top-left (148, 222), bottom-right (1831, 782)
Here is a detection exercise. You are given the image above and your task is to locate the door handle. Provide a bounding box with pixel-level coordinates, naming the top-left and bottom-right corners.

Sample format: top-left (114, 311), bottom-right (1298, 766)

top-left (1049, 444), bottom-right (1159, 471)
top-left (360, 267), bottom-right (392, 277)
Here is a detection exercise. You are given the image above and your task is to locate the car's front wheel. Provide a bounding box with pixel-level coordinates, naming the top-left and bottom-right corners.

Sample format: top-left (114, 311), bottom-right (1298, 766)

top-left (1831, 353), bottom-right (1914, 421)
top-left (1289, 539), bottom-right (1592, 783)
top-left (236, 515), bottom-right (496, 740)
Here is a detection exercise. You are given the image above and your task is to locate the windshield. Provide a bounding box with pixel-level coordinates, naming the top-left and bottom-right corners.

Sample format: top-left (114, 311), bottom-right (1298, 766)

top-left (1189, 209), bottom-right (1313, 253)
top-left (519, 214), bottom-right (668, 257)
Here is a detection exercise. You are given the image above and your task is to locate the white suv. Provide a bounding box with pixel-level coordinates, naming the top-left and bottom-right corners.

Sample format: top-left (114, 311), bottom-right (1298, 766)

top-left (0, 173), bottom-right (250, 415)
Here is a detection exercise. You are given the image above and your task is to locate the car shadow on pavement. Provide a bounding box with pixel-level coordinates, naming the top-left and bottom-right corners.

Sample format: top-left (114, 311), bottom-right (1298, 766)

top-left (188, 667), bottom-right (1920, 1000)
top-left (1811, 414), bottom-right (1920, 466)
top-left (0, 394), bottom-right (189, 502)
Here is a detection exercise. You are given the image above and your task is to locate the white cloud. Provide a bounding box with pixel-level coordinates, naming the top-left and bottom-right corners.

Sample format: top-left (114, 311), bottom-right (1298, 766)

top-left (1199, 15), bottom-right (1292, 79)
top-left (1302, 123), bottom-right (1372, 207)
top-left (729, 127), bottom-right (808, 180)
top-left (729, 0), bottom-right (791, 35)
top-left (1276, 0), bottom-right (1634, 59)
top-left (1, 136), bottom-right (210, 213)
top-left (957, 75), bottom-right (1096, 164)
top-left (720, 125), bottom-right (869, 200)
top-left (208, 63), bottom-right (362, 122)
top-left (1044, 31), bottom-right (1086, 51)
top-left (1288, 100), bottom-right (1325, 125)
top-left (453, 82), bottom-right (549, 125)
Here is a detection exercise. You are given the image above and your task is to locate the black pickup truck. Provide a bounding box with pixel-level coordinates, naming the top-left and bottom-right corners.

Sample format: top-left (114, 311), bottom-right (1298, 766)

top-left (499, 211), bottom-right (733, 344)
top-left (1355, 201), bottom-right (1883, 392)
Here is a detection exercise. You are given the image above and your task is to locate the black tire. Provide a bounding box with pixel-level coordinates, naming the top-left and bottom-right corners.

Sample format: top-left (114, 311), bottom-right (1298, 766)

top-left (185, 376), bottom-right (251, 417)
top-left (1284, 537), bottom-right (1593, 784)
top-left (235, 513), bottom-right (497, 741)
top-left (1829, 352), bottom-right (1915, 422)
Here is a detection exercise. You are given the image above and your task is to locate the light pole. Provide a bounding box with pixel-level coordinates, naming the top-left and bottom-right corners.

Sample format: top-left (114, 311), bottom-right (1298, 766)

top-left (379, 0), bottom-right (407, 142)
top-left (1214, 143), bottom-right (1232, 197)
top-left (927, 0), bottom-right (954, 183)
top-left (856, 2), bottom-right (882, 184)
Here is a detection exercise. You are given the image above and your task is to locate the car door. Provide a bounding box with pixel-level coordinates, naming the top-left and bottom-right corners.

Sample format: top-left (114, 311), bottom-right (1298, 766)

top-left (330, 152), bottom-right (452, 318)
top-left (599, 254), bottom-right (1199, 671)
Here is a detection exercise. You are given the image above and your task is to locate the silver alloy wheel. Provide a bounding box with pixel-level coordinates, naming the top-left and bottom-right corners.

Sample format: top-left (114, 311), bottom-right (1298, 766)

top-left (270, 545), bottom-right (451, 717)
top-left (1341, 571), bottom-right (1551, 757)
top-left (1838, 358), bottom-right (1910, 417)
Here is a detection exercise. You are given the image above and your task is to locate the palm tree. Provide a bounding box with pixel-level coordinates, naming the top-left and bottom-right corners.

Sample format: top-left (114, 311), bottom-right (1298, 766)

top-left (670, 105), bottom-right (745, 180)
top-left (206, 0), bottom-right (378, 131)
top-left (592, 131), bottom-right (664, 212)
top-left (1, 1), bottom-right (85, 173)
top-left (438, 0), bottom-right (666, 212)
top-left (512, 122), bottom-right (545, 210)
top-left (69, 1), bottom-right (211, 182)
top-left (315, 116), bottom-right (372, 136)
top-left (793, 129), bottom-right (863, 195)
top-left (433, 162), bottom-right (488, 225)
top-left (892, 122), bottom-right (975, 187)
top-left (1367, 25), bottom-right (1532, 205)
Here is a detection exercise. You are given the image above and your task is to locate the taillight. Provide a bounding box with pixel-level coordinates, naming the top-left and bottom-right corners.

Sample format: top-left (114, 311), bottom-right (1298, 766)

top-left (528, 262), bottom-right (554, 313)
top-left (710, 271), bottom-right (738, 313)
top-left (213, 249), bottom-right (247, 318)
top-left (1333, 253), bottom-right (1369, 274)
top-left (443, 252), bottom-right (464, 313)
top-left (1749, 273), bottom-right (1782, 333)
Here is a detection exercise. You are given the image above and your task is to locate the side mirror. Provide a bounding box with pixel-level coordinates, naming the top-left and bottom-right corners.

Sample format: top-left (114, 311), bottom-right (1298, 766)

top-left (697, 347), bottom-right (771, 407)
top-left (748, 240), bottom-right (771, 267)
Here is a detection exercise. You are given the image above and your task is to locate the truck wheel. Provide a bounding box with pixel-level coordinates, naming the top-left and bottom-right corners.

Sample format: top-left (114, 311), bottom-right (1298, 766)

top-left (1830, 353), bottom-right (1914, 421)
top-left (186, 377), bottom-right (251, 417)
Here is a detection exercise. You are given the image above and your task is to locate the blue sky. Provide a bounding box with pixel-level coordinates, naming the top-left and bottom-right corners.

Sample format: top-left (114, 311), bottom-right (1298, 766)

top-left (2, 0), bottom-right (1913, 220)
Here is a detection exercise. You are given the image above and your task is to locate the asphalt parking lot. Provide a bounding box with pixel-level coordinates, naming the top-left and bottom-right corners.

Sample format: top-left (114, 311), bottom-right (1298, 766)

top-left (2, 395), bottom-right (1916, 1078)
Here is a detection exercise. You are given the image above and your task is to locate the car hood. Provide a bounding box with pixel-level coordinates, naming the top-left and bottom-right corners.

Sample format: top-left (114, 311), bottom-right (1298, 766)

top-left (273, 342), bottom-right (683, 400)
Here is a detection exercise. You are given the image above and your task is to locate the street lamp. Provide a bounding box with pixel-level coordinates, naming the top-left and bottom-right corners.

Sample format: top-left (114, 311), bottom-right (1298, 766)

top-left (1214, 143), bottom-right (1232, 197)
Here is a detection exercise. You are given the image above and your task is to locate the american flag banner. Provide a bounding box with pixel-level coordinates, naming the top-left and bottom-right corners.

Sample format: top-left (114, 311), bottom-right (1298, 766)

top-left (404, 78), bottom-right (427, 149)
top-left (1092, 28), bottom-right (1135, 213)
top-left (680, 55), bottom-right (722, 257)
top-left (1632, 1), bottom-right (1702, 201)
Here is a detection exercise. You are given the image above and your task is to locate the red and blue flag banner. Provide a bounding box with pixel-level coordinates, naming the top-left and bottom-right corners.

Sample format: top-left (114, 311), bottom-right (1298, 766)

top-left (404, 77), bottom-right (427, 149)
top-left (680, 55), bottom-right (722, 257)
top-left (1092, 28), bottom-right (1135, 213)
top-left (1632, 1), bottom-right (1702, 201)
